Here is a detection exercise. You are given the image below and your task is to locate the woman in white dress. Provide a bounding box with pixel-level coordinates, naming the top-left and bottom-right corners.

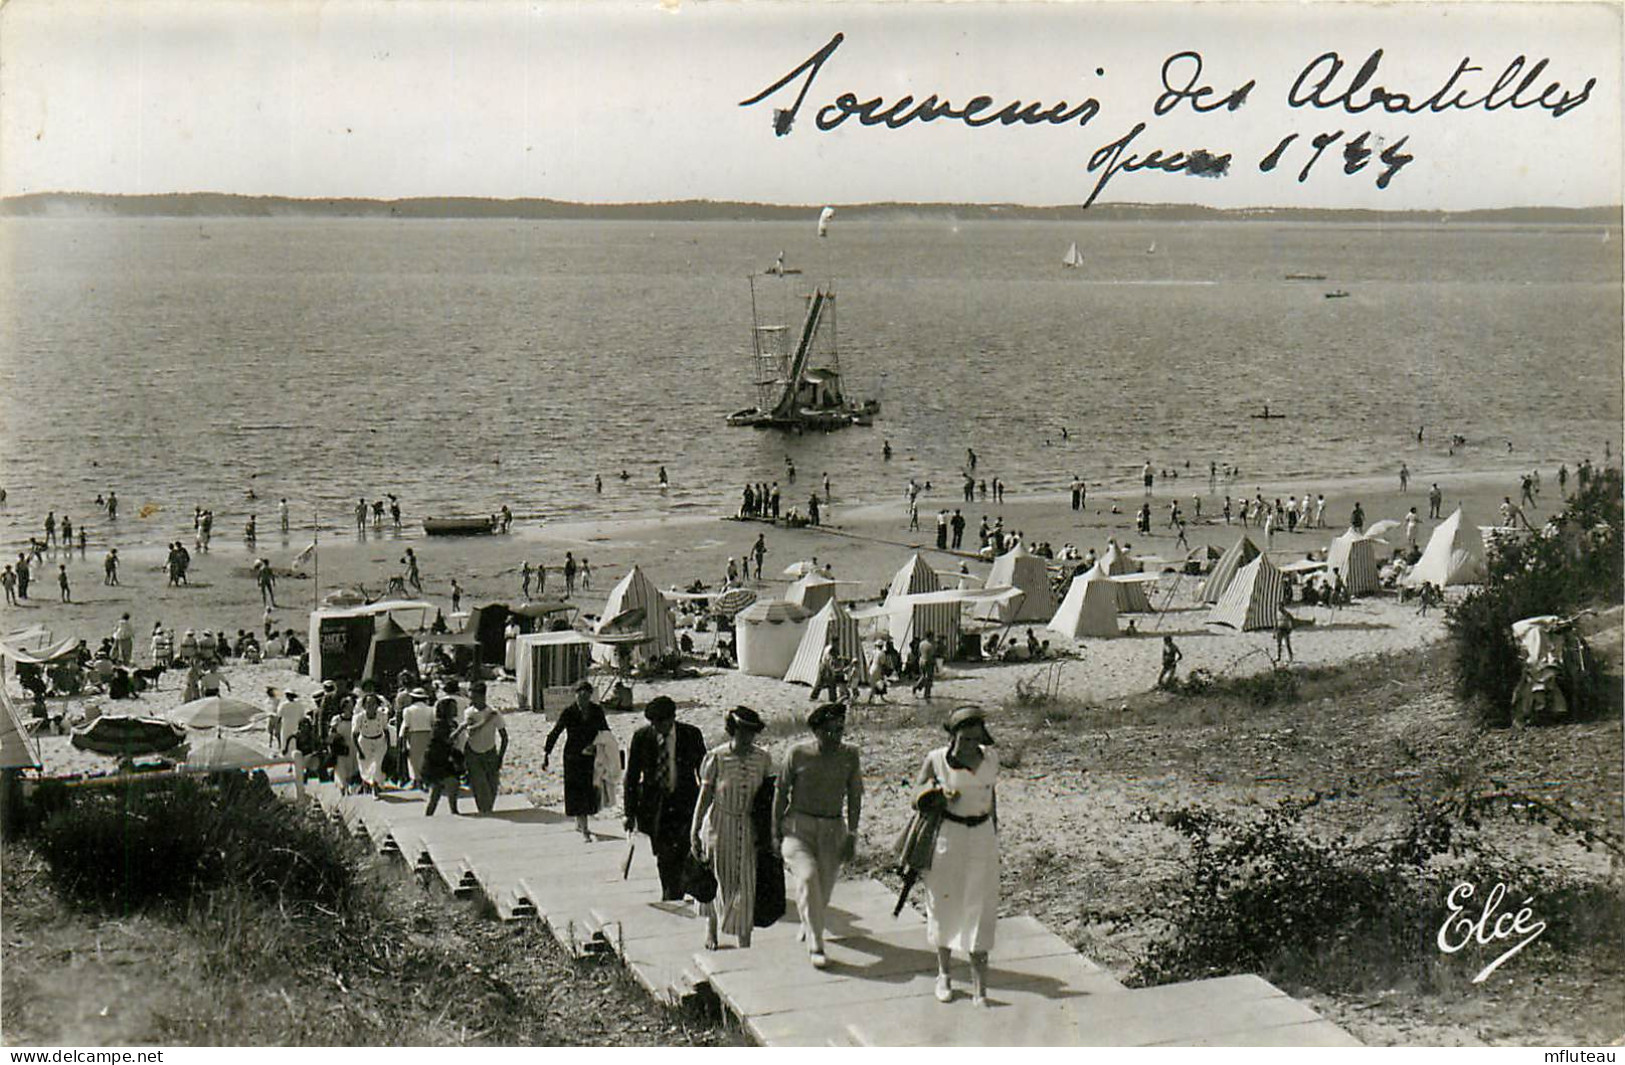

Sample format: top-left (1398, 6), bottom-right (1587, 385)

top-left (352, 692), bottom-right (393, 796)
top-left (915, 705), bottom-right (999, 1006)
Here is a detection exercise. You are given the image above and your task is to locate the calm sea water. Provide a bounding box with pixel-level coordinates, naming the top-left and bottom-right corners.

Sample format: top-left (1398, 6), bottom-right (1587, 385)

top-left (0, 216), bottom-right (1619, 557)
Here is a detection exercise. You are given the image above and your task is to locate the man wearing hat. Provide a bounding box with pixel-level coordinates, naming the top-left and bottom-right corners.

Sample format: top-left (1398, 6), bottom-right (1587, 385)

top-left (772, 702), bottom-right (863, 968)
top-left (623, 696), bottom-right (707, 901)
top-left (461, 681), bottom-right (508, 815)
top-left (400, 686), bottom-right (436, 788)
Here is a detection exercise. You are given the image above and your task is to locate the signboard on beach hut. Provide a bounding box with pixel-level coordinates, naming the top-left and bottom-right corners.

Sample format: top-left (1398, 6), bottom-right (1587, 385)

top-left (784, 598), bottom-right (866, 686)
top-left (516, 631), bottom-right (593, 711)
top-left (1208, 554), bottom-right (1285, 631)
top-left (1048, 571), bottom-right (1118, 639)
top-left (1402, 507), bottom-right (1484, 589)
top-left (786, 573), bottom-right (838, 614)
top-left (974, 544), bottom-right (1056, 623)
top-left (737, 600), bottom-right (809, 677)
top-left (593, 564), bottom-right (677, 666)
top-left (1199, 535), bottom-right (1261, 603)
top-left (1100, 542), bottom-right (1154, 612)
top-left (1326, 530), bottom-right (1381, 597)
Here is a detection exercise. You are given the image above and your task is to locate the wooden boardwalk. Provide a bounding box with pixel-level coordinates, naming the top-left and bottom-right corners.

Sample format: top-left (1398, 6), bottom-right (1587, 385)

top-left (308, 783), bottom-right (1359, 1047)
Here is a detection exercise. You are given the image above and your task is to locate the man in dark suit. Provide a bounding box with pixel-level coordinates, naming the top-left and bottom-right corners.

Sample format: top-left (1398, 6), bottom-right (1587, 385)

top-left (623, 696), bottom-right (708, 901)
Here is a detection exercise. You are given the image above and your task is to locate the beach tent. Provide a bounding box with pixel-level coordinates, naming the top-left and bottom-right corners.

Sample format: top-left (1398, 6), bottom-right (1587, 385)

top-left (784, 598), bottom-right (867, 686)
top-left (593, 565), bottom-right (677, 666)
top-left (786, 573), bottom-right (838, 614)
top-left (307, 600), bottom-right (433, 684)
top-left (1100, 542), bottom-right (1154, 612)
top-left (362, 615), bottom-right (419, 694)
top-left (885, 555), bottom-right (962, 651)
top-left (1403, 507), bottom-right (1484, 588)
top-left (1047, 571), bottom-right (1119, 639)
top-left (468, 604), bottom-right (514, 667)
top-left (516, 631), bottom-right (594, 711)
top-left (1325, 530), bottom-right (1381, 597)
top-left (974, 544), bottom-right (1057, 623)
top-left (1199, 535), bottom-right (1261, 603)
top-left (0, 682), bottom-right (41, 770)
top-left (1208, 554), bottom-right (1285, 631)
top-left (736, 600), bottom-right (810, 677)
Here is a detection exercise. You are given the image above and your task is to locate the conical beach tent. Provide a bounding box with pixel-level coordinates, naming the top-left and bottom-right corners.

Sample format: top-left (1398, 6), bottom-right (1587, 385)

top-left (1199, 535), bottom-right (1260, 603)
top-left (1047, 571), bottom-right (1118, 639)
top-left (885, 555), bottom-right (961, 650)
top-left (974, 544), bottom-right (1056, 623)
top-left (1326, 530), bottom-right (1381, 596)
top-left (1208, 554), bottom-right (1285, 631)
top-left (786, 573), bottom-right (838, 614)
top-left (593, 564), bottom-right (677, 665)
top-left (1402, 507), bottom-right (1484, 588)
top-left (363, 615), bottom-right (419, 693)
top-left (783, 598), bottom-right (867, 686)
top-left (1100, 542), bottom-right (1153, 612)
top-left (0, 683), bottom-right (40, 770)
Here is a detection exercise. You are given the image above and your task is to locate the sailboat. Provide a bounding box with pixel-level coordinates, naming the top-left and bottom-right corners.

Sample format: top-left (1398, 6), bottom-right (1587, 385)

top-left (725, 275), bottom-right (879, 431)
top-left (1146, 242), bottom-right (1157, 254)
top-left (1061, 241), bottom-right (1082, 268)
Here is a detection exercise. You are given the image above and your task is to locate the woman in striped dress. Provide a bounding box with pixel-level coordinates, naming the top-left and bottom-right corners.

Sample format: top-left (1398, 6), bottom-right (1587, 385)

top-left (690, 706), bottom-right (771, 950)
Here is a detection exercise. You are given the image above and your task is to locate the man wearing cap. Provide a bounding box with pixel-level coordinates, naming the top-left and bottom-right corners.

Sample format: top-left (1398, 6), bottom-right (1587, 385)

top-left (400, 686), bottom-right (436, 788)
top-left (461, 681), bottom-right (509, 815)
top-left (623, 696), bottom-right (707, 901)
top-left (772, 702), bottom-right (863, 969)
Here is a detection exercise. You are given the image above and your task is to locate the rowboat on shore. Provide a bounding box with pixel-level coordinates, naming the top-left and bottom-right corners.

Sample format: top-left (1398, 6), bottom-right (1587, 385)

top-left (423, 515), bottom-right (498, 536)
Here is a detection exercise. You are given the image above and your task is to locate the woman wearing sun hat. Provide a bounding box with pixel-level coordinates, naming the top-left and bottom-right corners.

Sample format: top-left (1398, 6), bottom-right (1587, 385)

top-left (691, 706), bottom-right (772, 950)
top-left (915, 704), bottom-right (1000, 1006)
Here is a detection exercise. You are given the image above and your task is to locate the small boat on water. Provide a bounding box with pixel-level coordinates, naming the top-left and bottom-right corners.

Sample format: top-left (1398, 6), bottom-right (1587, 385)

top-left (1324, 290), bottom-right (1351, 299)
top-left (1285, 273), bottom-right (1327, 281)
top-left (764, 251), bottom-right (802, 276)
top-left (1249, 405), bottom-right (1287, 420)
top-left (1062, 241), bottom-right (1083, 269)
top-left (423, 515), bottom-right (498, 536)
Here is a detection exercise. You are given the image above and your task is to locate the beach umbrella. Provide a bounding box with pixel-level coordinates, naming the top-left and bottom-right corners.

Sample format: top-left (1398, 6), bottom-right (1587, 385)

top-left (782, 559), bottom-right (821, 578)
top-left (508, 599), bottom-right (574, 619)
top-left (600, 606), bottom-right (647, 634)
top-left (183, 734), bottom-right (288, 772)
top-left (1365, 519), bottom-right (1402, 540)
top-left (70, 715), bottom-right (186, 758)
top-left (711, 588), bottom-right (758, 618)
top-left (169, 695), bottom-right (267, 730)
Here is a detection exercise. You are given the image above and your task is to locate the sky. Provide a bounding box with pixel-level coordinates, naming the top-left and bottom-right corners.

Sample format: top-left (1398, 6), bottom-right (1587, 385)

top-left (1, 0), bottom-right (1620, 210)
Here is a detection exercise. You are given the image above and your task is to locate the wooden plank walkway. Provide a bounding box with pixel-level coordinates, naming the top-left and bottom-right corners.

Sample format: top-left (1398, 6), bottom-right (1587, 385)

top-left (306, 783), bottom-right (1359, 1046)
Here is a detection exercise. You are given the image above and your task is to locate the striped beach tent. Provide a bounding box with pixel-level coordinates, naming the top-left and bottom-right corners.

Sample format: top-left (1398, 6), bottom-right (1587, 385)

top-left (1326, 530), bottom-right (1381, 596)
top-left (0, 682), bottom-right (41, 770)
top-left (1100, 541), bottom-right (1154, 612)
top-left (974, 544), bottom-right (1057, 623)
top-left (783, 598), bottom-right (867, 686)
top-left (1047, 570), bottom-right (1119, 639)
top-left (593, 564), bottom-right (677, 666)
top-left (786, 573), bottom-right (838, 614)
top-left (1402, 507), bottom-right (1484, 588)
top-left (1208, 554), bottom-right (1285, 631)
top-left (885, 555), bottom-right (961, 650)
top-left (1200, 535), bottom-right (1261, 603)
top-left (516, 631), bottom-right (594, 710)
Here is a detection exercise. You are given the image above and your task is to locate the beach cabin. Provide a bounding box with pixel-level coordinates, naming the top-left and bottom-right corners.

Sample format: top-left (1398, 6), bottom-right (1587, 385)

top-left (736, 600), bottom-right (809, 677)
top-left (515, 631), bottom-right (594, 712)
top-left (307, 599), bottom-right (433, 685)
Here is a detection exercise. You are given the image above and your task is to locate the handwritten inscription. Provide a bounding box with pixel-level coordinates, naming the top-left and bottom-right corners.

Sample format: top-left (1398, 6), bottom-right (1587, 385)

top-left (1437, 881), bottom-right (1547, 984)
top-left (739, 33), bottom-right (1601, 207)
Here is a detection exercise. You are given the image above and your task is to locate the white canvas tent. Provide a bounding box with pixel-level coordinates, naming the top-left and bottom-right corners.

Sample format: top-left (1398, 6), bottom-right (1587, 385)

top-left (736, 600), bottom-right (809, 677)
top-left (1100, 542), bottom-right (1154, 612)
top-left (1402, 507), bottom-right (1484, 588)
top-left (594, 564), bottom-right (678, 666)
top-left (1208, 554), bottom-right (1285, 631)
top-left (516, 631), bottom-right (594, 711)
top-left (783, 598), bottom-right (867, 686)
top-left (1047, 571), bottom-right (1119, 639)
top-left (0, 683), bottom-right (41, 770)
top-left (786, 573), bottom-right (838, 614)
top-left (1199, 535), bottom-right (1261, 603)
top-left (1326, 530), bottom-right (1381, 596)
top-left (974, 544), bottom-right (1057, 623)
